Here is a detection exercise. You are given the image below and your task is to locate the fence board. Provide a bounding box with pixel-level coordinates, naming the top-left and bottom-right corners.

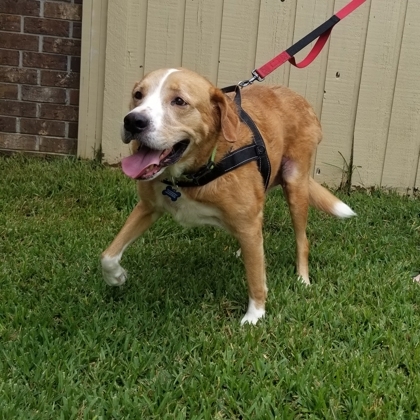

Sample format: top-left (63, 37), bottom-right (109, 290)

top-left (217, 1), bottom-right (261, 87)
top-left (101, 1), bottom-right (128, 163)
top-left (314, 0), bottom-right (371, 187)
top-left (77, 0), bottom-right (108, 159)
top-left (254, 0), bottom-right (297, 87)
top-left (144, 0), bottom-right (186, 73)
top-left (381, 1), bottom-right (420, 193)
top-left (182, 0), bottom-right (223, 85)
top-left (352, 0), bottom-right (408, 187)
top-left (101, 0), bottom-right (148, 163)
top-left (288, 0), bottom-right (335, 117)
top-left (124, 0), bottom-right (148, 91)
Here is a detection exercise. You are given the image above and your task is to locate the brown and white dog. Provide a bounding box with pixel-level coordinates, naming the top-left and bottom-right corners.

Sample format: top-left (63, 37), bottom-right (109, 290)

top-left (101, 68), bottom-right (355, 325)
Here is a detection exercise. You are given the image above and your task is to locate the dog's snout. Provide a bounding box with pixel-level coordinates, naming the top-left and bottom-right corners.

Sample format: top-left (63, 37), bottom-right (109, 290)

top-left (124, 112), bottom-right (150, 134)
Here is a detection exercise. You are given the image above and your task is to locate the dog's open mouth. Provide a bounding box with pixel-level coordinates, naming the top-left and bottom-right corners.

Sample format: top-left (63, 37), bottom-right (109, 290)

top-left (121, 140), bottom-right (189, 180)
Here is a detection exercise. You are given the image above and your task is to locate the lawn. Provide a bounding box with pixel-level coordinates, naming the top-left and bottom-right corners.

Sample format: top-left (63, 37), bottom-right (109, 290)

top-left (1, 155), bottom-right (419, 419)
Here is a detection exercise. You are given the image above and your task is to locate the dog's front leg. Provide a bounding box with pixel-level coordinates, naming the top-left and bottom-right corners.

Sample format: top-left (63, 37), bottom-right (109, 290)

top-left (234, 221), bottom-right (267, 325)
top-left (101, 201), bottom-right (160, 286)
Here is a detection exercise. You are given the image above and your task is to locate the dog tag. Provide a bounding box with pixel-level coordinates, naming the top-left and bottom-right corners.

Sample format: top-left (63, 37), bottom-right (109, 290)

top-left (162, 186), bottom-right (181, 202)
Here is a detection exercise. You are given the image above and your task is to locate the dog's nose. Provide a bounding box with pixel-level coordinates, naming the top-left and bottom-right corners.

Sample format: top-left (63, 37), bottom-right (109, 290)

top-left (123, 112), bottom-right (150, 134)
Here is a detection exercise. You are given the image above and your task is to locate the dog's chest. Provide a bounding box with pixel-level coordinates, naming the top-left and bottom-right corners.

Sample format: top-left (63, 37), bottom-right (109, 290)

top-left (155, 185), bottom-right (224, 228)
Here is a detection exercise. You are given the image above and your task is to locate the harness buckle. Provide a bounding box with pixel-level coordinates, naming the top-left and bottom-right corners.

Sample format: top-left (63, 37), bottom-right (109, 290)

top-left (238, 70), bottom-right (265, 88)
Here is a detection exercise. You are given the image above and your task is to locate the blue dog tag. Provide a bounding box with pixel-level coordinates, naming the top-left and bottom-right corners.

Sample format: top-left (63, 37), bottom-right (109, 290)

top-left (162, 186), bottom-right (181, 202)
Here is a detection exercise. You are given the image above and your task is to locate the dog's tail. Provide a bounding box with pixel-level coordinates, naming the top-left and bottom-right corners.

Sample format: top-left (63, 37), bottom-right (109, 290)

top-left (308, 177), bottom-right (356, 218)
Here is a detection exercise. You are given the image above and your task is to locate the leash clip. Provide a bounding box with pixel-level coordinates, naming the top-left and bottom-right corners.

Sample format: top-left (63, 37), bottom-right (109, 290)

top-left (238, 70), bottom-right (265, 88)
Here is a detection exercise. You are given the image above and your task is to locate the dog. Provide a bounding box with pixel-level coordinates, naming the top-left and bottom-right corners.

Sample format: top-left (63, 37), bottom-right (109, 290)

top-left (101, 67), bottom-right (355, 325)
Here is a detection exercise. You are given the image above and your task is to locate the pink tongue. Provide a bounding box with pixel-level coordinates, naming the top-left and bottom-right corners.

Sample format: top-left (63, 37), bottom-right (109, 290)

top-left (121, 148), bottom-right (162, 179)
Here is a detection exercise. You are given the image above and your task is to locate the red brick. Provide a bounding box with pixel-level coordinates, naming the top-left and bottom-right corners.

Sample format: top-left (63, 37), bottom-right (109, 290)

top-left (24, 17), bottom-right (70, 37)
top-left (0, 133), bottom-right (37, 151)
top-left (0, 49), bottom-right (19, 66)
top-left (68, 89), bottom-right (79, 105)
top-left (0, 14), bottom-right (21, 32)
top-left (70, 56), bottom-right (80, 72)
top-left (44, 2), bottom-right (82, 21)
top-left (39, 136), bottom-right (77, 154)
top-left (68, 122), bottom-right (78, 138)
top-left (73, 22), bottom-right (81, 39)
top-left (0, 32), bottom-right (39, 51)
top-left (0, 67), bottom-right (38, 84)
top-left (23, 52), bottom-right (67, 70)
top-left (0, 1), bottom-right (40, 17)
top-left (39, 103), bottom-right (78, 121)
top-left (43, 37), bottom-right (81, 56)
top-left (0, 100), bottom-right (37, 117)
top-left (40, 70), bottom-right (79, 88)
top-left (22, 85), bottom-right (66, 104)
top-left (0, 116), bottom-right (16, 132)
top-left (0, 83), bottom-right (18, 99)
top-left (20, 118), bottom-right (66, 136)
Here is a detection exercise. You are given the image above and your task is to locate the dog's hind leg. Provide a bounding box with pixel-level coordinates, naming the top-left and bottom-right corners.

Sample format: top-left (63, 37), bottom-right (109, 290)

top-left (282, 172), bottom-right (311, 285)
top-left (101, 201), bottom-right (160, 286)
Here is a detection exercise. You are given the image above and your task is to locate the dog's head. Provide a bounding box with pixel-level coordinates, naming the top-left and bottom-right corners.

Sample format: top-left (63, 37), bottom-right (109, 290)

top-left (121, 68), bottom-right (239, 180)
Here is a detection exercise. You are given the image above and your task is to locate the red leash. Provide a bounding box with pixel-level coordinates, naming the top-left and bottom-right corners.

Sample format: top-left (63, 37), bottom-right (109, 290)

top-left (239, 0), bottom-right (366, 86)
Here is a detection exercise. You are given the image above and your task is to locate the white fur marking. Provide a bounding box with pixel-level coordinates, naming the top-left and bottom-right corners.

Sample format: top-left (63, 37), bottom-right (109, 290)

top-left (101, 253), bottom-right (127, 286)
top-left (155, 184), bottom-right (224, 228)
top-left (241, 298), bottom-right (265, 325)
top-left (298, 275), bottom-right (310, 286)
top-left (333, 202), bottom-right (356, 218)
top-left (129, 69), bottom-right (179, 131)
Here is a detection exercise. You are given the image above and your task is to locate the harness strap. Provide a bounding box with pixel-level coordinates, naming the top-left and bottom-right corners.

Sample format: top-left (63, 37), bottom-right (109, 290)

top-left (162, 143), bottom-right (267, 188)
top-left (162, 86), bottom-right (271, 190)
top-left (226, 85), bottom-right (271, 190)
top-left (254, 0), bottom-right (366, 79)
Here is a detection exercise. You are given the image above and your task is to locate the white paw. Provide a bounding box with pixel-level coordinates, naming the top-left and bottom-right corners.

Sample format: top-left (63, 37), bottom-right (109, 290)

top-left (101, 255), bottom-right (128, 286)
top-left (240, 298), bottom-right (265, 325)
top-left (298, 275), bottom-right (311, 286)
top-left (103, 267), bottom-right (127, 286)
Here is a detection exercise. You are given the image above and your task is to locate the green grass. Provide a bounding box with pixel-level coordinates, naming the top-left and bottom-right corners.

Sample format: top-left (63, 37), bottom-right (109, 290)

top-left (1, 155), bottom-right (419, 419)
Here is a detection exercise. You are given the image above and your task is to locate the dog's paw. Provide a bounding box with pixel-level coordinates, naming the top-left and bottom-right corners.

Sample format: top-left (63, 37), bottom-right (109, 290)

top-left (240, 299), bottom-right (265, 325)
top-left (101, 255), bottom-right (128, 286)
top-left (298, 275), bottom-right (311, 286)
top-left (103, 267), bottom-right (127, 286)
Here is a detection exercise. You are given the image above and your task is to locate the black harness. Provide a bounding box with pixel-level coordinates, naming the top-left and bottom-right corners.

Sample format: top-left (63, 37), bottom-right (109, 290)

top-left (162, 85), bottom-right (271, 190)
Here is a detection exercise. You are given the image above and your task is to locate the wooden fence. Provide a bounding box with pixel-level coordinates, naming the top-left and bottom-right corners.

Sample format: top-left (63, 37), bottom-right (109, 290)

top-left (78, 0), bottom-right (420, 192)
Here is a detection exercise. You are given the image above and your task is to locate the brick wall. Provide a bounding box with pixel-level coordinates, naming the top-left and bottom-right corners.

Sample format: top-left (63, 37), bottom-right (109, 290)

top-left (0, 0), bottom-right (82, 155)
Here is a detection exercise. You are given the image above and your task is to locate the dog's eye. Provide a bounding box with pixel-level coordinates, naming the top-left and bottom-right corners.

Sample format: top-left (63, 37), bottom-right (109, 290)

top-left (172, 97), bottom-right (187, 107)
top-left (134, 91), bottom-right (143, 100)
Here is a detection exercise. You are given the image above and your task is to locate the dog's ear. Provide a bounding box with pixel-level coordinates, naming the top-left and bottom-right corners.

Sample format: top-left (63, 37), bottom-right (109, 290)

top-left (212, 88), bottom-right (239, 143)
